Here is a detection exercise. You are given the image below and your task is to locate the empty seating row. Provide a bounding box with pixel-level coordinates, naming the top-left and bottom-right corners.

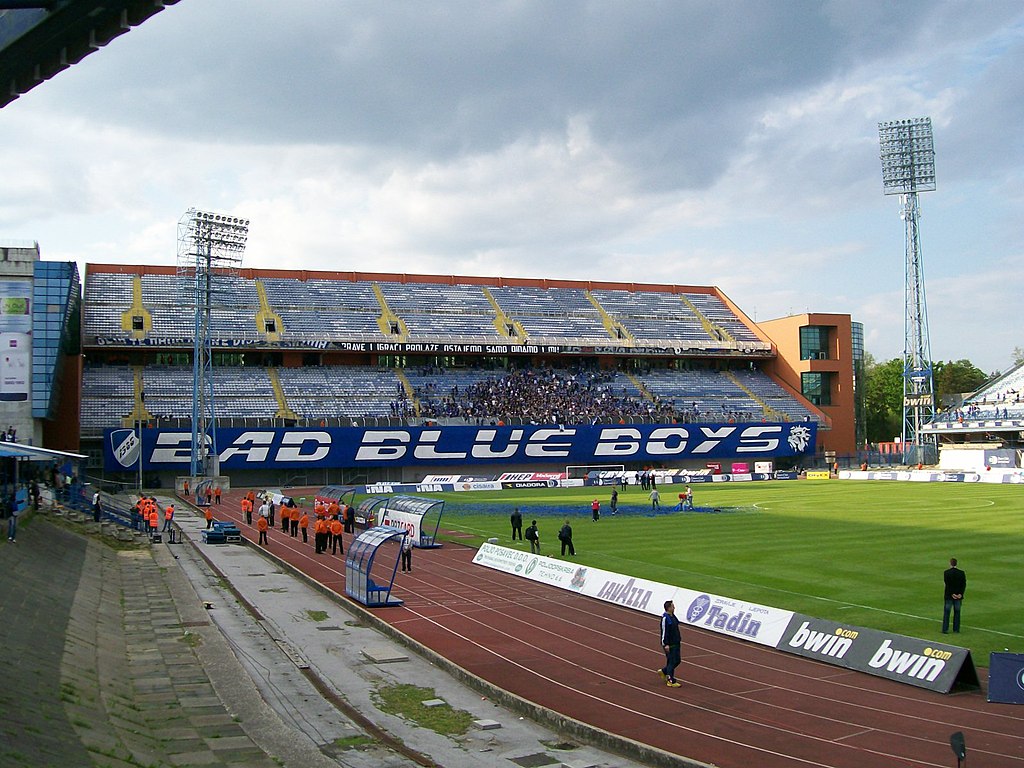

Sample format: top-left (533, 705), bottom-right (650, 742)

top-left (82, 271), bottom-right (764, 349)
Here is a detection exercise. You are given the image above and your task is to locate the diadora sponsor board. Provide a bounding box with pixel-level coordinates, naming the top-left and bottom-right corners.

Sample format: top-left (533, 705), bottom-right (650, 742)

top-left (779, 614), bottom-right (978, 693)
top-left (104, 422), bottom-right (817, 471)
top-left (376, 508), bottom-right (423, 544)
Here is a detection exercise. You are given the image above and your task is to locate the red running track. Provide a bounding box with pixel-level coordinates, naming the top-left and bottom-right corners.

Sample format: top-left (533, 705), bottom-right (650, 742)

top-left (204, 491), bottom-right (1024, 768)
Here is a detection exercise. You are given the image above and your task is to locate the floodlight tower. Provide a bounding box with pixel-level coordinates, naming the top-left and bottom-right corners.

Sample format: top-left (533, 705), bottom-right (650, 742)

top-left (176, 209), bottom-right (249, 479)
top-left (878, 117), bottom-right (937, 465)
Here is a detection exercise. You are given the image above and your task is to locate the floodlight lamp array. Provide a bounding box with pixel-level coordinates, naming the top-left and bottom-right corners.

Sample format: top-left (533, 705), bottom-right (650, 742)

top-left (878, 117), bottom-right (936, 195)
top-left (183, 208), bottom-right (250, 252)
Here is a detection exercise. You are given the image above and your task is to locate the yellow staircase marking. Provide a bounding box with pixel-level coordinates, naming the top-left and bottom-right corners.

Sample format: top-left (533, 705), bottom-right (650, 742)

top-left (254, 280), bottom-right (284, 342)
top-left (680, 295), bottom-right (733, 343)
top-left (724, 370), bottom-right (784, 421)
top-left (267, 367), bottom-right (300, 420)
top-left (586, 291), bottom-right (634, 344)
top-left (120, 275), bottom-right (152, 339)
top-left (394, 367), bottom-right (420, 417)
top-left (122, 365), bottom-right (152, 426)
top-left (624, 371), bottom-right (655, 403)
top-left (482, 286), bottom-right (527, 340)
top-left (372, 283), bottom-right (408, 341)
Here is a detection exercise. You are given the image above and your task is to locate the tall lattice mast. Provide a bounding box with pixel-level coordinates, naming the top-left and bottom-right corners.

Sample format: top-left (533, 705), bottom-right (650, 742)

top-left (176, 209), bottom-right (249, 479)
top-left (878, 118), bottom-right (937, 465)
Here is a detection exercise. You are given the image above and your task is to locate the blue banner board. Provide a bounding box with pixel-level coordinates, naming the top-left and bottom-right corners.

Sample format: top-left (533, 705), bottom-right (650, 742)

top-left (105, 422), bottom-right (817, 471)
top-left (988, 652), bottom-right (1024, 704)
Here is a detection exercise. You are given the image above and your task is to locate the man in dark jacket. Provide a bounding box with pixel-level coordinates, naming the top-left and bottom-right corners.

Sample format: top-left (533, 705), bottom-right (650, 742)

top-left (942, 557), bottom-right (966, 633)
top-left (658, 600), bottom-right (682, 687)
top-left (558, 519), bottom-right (575, 556)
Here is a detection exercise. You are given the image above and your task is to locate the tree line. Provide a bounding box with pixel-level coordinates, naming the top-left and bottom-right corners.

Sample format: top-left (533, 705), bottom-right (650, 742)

top-left (863, 346), bottom-right (1023, 442)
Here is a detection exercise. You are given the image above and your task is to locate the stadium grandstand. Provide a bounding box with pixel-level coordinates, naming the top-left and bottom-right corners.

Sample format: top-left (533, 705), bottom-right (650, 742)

top-left (69, 261), bottom-right (861, 484)
top-left (922, 360), bottom-right (1024, 470)
top-left (0, 245), bottom-right (869, 485)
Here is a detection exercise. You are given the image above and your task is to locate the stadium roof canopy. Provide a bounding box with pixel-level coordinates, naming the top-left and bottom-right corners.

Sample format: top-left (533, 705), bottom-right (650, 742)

top-left (0, 441), bottom-right (86, 460)
top-left (0, 0), bottom-right (179, 110)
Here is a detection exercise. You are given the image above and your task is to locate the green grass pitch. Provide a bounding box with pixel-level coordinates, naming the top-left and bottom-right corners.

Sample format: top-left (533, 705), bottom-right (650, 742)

top-left (417, 480), bottom-right (1023, 661)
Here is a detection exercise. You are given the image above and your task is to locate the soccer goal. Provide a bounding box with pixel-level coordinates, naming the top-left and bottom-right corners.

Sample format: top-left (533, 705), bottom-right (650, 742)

top-left (565, 463), bottom-right (625, 480)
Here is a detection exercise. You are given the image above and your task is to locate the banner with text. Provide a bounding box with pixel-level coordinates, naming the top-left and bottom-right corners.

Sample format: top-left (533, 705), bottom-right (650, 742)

top-left (105, 421), bottom-right (817, 471)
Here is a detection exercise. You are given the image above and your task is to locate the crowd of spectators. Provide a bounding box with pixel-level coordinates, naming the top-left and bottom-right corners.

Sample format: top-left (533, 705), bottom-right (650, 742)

top-left (415, 367), bottom-right (677, 425)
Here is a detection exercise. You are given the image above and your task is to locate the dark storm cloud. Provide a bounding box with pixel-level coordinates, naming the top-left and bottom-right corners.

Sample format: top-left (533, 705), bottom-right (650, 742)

top-left (55, 0), bottom-right (1020, 192)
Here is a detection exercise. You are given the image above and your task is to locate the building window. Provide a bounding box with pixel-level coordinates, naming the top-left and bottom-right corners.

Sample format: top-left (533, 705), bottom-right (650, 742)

top-left (802, 372), bottom-right (832, 406)
top-left (800, 326), bottom-right (829, 360)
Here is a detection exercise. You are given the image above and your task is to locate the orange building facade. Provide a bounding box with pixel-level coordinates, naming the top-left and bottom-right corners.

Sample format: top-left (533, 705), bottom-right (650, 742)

top-left (756, 313), bottom-right (859, 455)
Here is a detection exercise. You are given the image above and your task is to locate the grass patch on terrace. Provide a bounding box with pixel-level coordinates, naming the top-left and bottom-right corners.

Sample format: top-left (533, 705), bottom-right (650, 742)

top-left (372, 684), bottom-right (474, 736)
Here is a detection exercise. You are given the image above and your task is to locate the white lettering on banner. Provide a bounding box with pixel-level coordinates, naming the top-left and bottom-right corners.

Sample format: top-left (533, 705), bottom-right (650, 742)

top-left (647, 427), bottom-right (688, 455)
top-left (788, 622), bottom-right (855, 659)
top-left (355, 431), bottom-right (410, 461)
top-left (524, 428), bottom-right (576, 458)
top-left (691, 426), bottom-right (736, 454)
top-left (413, 430), bottom-right (468, 460)
top-left (277, 431), bottom-right (331, 462)
top-left (594, 428), bottom-right (641, 456)
top-left (150, 432), bottom-right (193, 463)
top-left (472, 429), bottom-right (524, 459)
top-left (219, 431), bottom-right (274, 463)
top-left (868, 640), bottom-right (946, 682)
top-left (735, 425), bottom-right (782, 453)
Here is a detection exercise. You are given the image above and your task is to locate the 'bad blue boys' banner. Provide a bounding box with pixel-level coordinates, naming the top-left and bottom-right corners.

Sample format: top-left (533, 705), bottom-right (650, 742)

top-left (105, 422), bottom-right (817, 472)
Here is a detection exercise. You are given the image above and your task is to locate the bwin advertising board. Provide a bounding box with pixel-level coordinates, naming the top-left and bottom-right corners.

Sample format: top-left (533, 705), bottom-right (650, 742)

top-left (105, 422), bottom-right (817, 471)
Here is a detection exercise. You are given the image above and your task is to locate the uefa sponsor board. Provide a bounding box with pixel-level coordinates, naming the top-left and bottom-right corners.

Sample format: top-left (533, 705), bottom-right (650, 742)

top-left (364, 482), bottom-right (453, 494)
top-left (780, 614), bottom-right (977, 693)
top-left (104, 421), bottom-right (817, 471)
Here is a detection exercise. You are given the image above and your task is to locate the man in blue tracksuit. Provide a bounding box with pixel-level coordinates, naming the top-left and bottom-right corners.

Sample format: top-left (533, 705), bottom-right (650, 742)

top-left (658, 600), bottom-right (682, 687)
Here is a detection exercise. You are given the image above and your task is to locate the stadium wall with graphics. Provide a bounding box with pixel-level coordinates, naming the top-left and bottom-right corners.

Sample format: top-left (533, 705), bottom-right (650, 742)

top-left (104, 422), bottom-right (817, 472)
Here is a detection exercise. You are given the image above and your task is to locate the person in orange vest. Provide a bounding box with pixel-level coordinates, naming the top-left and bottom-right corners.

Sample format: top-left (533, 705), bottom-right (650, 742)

top-left (183, 479), bottom-right (190, 497)
top-left (289, 507), bottom-right (299, 537)
top-left (256, 514), bottom-right (269, 546)
top-left (214, 486), bottom-right (222, 505)
top-left (205, 486), bottom-right (213, 505)
top-left (242, 497), bottom-right (252, 525)
top-left (148, 505), bottom-right (159, 535)
top-left (327, 500), bottom-right (340, 519)
top-left (205, 505), bottom-right (214, 529)
top-left (314, 516), bottom-right (328, 554)
top-left (329, 516), bottom-right (344, 555)
top-left (298, 510), bottom-right (309, 543)
top-left (163, 503), bottom-right (174, 532)
top-left (342, 502), bottom-right (353, 533)
top-left (280, 505), bottom-right (290, 533)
